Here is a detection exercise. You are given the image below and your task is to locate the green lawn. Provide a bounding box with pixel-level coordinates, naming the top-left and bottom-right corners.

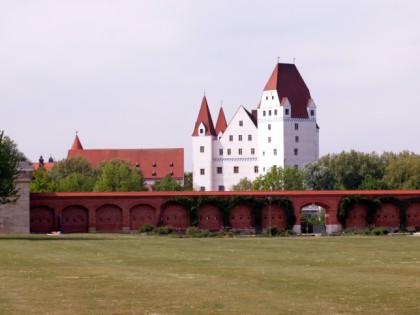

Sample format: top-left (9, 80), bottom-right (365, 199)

top-left (1, 234), bottom-right (420, 315)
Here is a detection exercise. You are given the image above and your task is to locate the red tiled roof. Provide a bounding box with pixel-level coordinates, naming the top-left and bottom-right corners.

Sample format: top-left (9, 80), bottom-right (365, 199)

top-left (32, 162), bottom-right (55, 171)
top-left (67, 148), bottom-right (184, 180)
top-left (192, 96), bottom-right (216, 136)
top-left (71, 134), bottom-right (83, 150)
top-left (263, 63), bottom-right (312, 118)
top-left (215, 106), bottom-right (227, 135)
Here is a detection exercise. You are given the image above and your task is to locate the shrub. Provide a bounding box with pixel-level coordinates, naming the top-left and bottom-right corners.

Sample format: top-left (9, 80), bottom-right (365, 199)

top-left (371, 227), bottom-right (389, 235)
top-left (185, 226), bottom-right (211, 238)
top-left (139, 224), bottom-right (155, 233)
top-left (153, 226), bottom-right (174, 235)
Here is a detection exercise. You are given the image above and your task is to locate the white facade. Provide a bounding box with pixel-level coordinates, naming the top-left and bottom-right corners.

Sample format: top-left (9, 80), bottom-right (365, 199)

top-left (192, 63), bottom-right (320, 191)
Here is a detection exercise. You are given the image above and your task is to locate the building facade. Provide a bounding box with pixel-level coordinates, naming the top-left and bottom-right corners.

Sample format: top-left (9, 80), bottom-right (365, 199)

top-left (192, 63), bottom-right (319, 191)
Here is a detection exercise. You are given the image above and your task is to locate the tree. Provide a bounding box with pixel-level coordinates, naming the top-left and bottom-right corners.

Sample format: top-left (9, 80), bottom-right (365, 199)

top-left (252, 166), bottom-right (304, 191)
top-left (49, 156), bottom-right (94, 181)
top-left (93, 159), bottom-right (146, 192)
top-left (182, 172), bottom-right (193, 191)
top-left (30, 167), bottom-right (57, 192)
top-left (0, 131), bottom-right (27, 204)
top-left (383, 152), bottom-right (420, 189)
top-left (153, 174), bottom-right (183, 191)
top-left (231, 177), bottom-right (253, 191)
top-left (302, 163), bottom-right (335, 190)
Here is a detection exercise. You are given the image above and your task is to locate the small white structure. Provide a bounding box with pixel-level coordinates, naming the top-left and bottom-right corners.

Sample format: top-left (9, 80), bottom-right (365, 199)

top-left (192, 63), bottom-right (319, 191)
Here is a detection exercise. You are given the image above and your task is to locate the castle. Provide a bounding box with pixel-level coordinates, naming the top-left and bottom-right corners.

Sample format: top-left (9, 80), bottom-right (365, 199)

top-left (192, 62), bottom-right (319, 191)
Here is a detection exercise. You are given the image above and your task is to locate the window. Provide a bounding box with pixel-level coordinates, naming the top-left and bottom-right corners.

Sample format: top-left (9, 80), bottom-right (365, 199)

top-left (285, 109), bottom-right (289, 115)
top-left (266, 96), bottom-right (268, 100)
top-left (239, 120), bottom-right (243, 126)
top-left (294, 148), bottom-right (298, 156)
top-left (238, 135), bottom-right (242, 141)
top-left (295, 136), bottom-right (299, 143)
top-left (234, 166), bottom-right (239, 174)
top-left (219, 149), bottom-right (223, 156)
top-left (200, 186), bottom-right (205, 191)
top-left (238, 148), bottom-right (242, 155)
top-left (218, 185), bottom-right (225, 191)
top-left (268, 124), bottom-right (271, 130)
top-left (263, 111), bottom-right (266, 116)
top-left (272, 95), bottom-right (274, 100)
top-left (217, 167), bottom-right (223, 174)
top-left (294, 165), bottom-right (299, 169)
top-left (227, 149), bottom-right (231, 155)
top-left (310, 110), bottom-right (315, 116)
top-left (199, 128), bottom-right (204, 134)
top-left (200, 146), bottom-right (204, 153)
top-left (251, 148), bottom-right (255, 155)
top-left (263, 151), bottom-right (265, 156)
top-left (254, 166), bottom-right (259, 173)
top-left (268, 137), bottom-right (271, 143)
top-left (248, 135), bottom-right (252, 141)
top-left (200, 169), bottom-right (205, 175)
top-left (294, 123), bottom-right (299, 130)
top-left (269, 110), bottom-right (272, 116)
top-left (229, 135), bottom-right (233, 141)
top-left (274, 149), bottom-right (277, 155)
top-left (274, 109), bottom-right (277, 115)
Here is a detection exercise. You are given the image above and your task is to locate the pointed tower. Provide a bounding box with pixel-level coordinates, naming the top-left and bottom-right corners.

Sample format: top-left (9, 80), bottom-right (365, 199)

top-left (214, 106), bottom-right (227, 139)
top-left (70, 134), bottom-right (83, 150)
top-left (192, 96), bottom-right (216, 191)
top-left (257, 63), bottom-right (319, 173)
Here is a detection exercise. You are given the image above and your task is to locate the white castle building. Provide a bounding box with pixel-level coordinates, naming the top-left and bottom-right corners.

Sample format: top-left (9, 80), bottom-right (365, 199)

top-left (192, 62), bottom-right (319, 191)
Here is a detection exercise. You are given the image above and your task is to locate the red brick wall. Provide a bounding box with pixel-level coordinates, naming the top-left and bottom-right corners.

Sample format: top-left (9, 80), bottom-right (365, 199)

top-left (198, 204), bottom-right (223, 231)
top-left (96, 205), bottom-right (123, 232)
top-left (261, 205), bottom-right (286, 229)
top-left (374, 203), bottom-right (399, 228)
top-left (345, 204), bottom-right (368, 229)
top-left (160, 204), bottom-right (190, 230)
top-left (406, 203), bottom-right (420, 228)
top-left (130, 204), bottom-right (157, 230)
top-left (229, 204), bottom-right (254, 229)
top-left (30, 206), bottom-right (54, 233)
top-left (61, 205), bottom-right (89, 233)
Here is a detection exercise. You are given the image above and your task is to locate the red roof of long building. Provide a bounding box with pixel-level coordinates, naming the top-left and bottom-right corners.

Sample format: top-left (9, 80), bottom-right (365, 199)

top-left (192, 96), bottom-right (216, 136)
top-left (263, 63), bottom-right (312, 118)
top-left (67, 136), bottom-right (184, 180)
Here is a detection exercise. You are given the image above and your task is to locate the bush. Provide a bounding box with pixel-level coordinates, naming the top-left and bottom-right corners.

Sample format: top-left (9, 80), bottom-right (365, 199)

top-left (139, 224), bottom-right (155, 233)
top-left (185, 226), bottom-right (211, 238)
top-left (153, 226), bottom-right (174, 235)
top-left (371, 227), bottom-right (389, 235)
top-left (262, 226), bottom-right (283, 237)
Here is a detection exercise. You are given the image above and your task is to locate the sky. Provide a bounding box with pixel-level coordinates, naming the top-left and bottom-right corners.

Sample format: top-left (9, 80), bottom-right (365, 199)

top-left (1, 0), bottom-right (420, 171)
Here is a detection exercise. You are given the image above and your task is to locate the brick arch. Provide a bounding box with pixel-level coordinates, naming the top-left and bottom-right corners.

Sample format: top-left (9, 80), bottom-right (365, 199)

top-left (96, 204), bottom-right (122, 232)
top-left (61, 205), bottom-right (89, 233)
top-left (130, 204), bottom-right (156, 230)
top-left (30, 205), bottom-right (55, 233)
top-left (374, 203), bottom-right (399, 228)
top-left (407, 202), bottom-right (420, 230)
top-left (229, 204), bottom-right (254, 230)
top-left (261, 204), bottom-right (286, 229)
top-left (345, 204), bottom-right (368, 229)
top-left (160, 203), bottom-right (190, 230)
top-left (198, 204), bottom-right (223, 231)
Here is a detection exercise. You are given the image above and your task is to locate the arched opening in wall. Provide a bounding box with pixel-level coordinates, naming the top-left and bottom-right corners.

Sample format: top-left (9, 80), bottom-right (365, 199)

top-left (374, 202), bottom-right (400, 231)
top-left (229, 204), bottom-right (254, 233)
top-left (130, 204), bottom-right (156, 231)
top-left (161, 204), bottom-right (190, 231)
top-left (96, 205), bottom-right (122, 232)
top-left (30, 206), bottom-right (55, 233)
top-left (300, 204), bottom-right (326, 234)
top-left (406, 202), bottom-right (420, 231)
top-left (61, 205), bottom-right (89, 233)
top-left (198, 204), bottom-right (223, 231)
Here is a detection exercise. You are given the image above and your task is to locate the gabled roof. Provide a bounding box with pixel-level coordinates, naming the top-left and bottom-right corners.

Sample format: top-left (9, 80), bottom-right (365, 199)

top-left (215, 106), bottom-right (227, 135)
top-left (71, 134), bottom-right (83, 150)
top-left (192, 96), bottom-right (216, 136)
top-left (67, 136), bottom-right (184, 181)
top-left (263, 63), bottom-right (312, 118)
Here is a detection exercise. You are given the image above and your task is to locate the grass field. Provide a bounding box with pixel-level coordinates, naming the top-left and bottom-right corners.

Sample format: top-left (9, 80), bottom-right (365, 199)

top-left (1, 234), bottom-right (420, 315)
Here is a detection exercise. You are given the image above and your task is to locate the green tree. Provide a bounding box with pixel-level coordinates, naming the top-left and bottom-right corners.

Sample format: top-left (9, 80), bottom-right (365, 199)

top-left (383, 152), bottom-right (420, 189)
top-left (153, 174), bottom-right (183, 191)
top-left (30, 167), bottom-right (57, 192)
top-left (182, 172), bottom-right (193, 191)
top-left (231, 177), bottom-right (253, 191)
top-left (94, 159), bottom-right (146, 192)
top-left (56, 172), bottom-right (96, 192)
top-left (252, 166), bottom-right (304, 191)
top-left (302, 163), bottom-right (335, 190)
top-left (49, 156), bottom-right (94, 181)
top-left (0, 131), bottom-right (27, 204)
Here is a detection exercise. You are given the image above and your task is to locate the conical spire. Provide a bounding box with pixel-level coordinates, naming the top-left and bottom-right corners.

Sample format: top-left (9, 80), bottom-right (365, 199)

top-left (215, 106), bottom-right (227, 135)
top-left (70, 133), bottom-right (83, 150)
top-left (192, 96), bottom-right (216, 136)
top-left (263, 63), bottom-right (311, 118)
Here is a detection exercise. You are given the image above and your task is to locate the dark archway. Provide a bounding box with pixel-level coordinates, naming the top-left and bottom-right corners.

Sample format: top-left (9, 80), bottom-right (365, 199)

top-left (130, 204), bottom-right (156, 230)
top-left (30, 206), bottom-right (55, 233)
top-left (96, 204), bottom-right (122, 232)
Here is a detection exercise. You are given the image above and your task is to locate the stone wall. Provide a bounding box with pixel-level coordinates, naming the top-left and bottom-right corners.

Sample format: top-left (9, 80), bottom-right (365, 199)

top-left (0, 162), bottom-right (33, 234)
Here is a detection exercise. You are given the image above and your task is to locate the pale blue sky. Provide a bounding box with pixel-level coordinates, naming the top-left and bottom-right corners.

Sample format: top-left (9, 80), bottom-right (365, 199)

top-left (1, 1), bottom-right (419, 170)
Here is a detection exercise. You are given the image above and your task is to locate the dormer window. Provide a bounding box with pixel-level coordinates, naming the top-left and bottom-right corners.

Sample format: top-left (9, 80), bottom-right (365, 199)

top-left (152, 162), bottom-right (156, 167)
top-left (135, 162), bottom-right (140, 167)
top-left (199, 128), bottom-right (204, 134)
top-left (169, 161), bottom-right (174, 166)
top-left (170, 169), bottom-right (173, 175)
top-left (310, 110), bottom-right (315, 116)
top-left (239, 120), bottom-right (243, 126)
top-left (152, 170), bottom-right (156, 176)
top-left (285, 109), bottom-right (289, 115)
